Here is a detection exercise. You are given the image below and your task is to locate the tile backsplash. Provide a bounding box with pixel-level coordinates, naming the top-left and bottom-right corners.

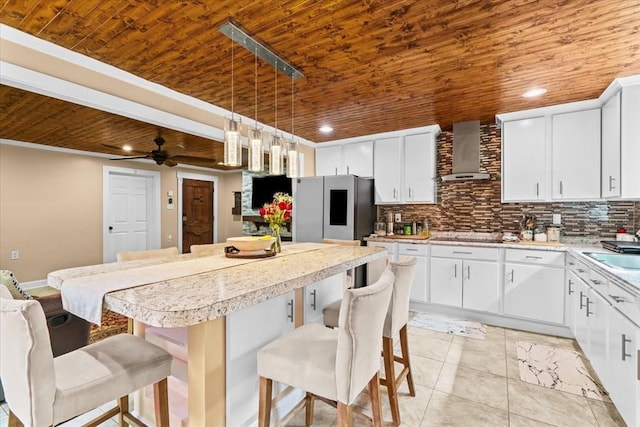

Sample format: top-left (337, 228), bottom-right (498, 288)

top-left (378, 124), bottom-right (638, 238)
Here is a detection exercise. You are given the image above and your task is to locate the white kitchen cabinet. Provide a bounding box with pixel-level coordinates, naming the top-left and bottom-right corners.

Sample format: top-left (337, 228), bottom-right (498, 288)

top-left (398, 243), bottom-right (429, 303)
top-left (226, 291), bottom-right (299, 426)
top-left (303, 274), bottom-right (343, 324)
top-left (565, 270), bottom-right (579, 333)
top-left (503, 263), bottom-right (565, 324)
top-left (607, 308), bottom-right (638, 426)
top-left (315, 141), bottom-right (374, 177)
top-left (373, 137), bottom-right (402, 203)
top-left (551, 109), bottom-right (601, 200)
top-left (315, 145), bottom-right (342, 176)
top-left (430, 245), bottom-right (499, 313)
top-left (502, 117), bottom-right (547, 201)
top-left (573, 277), bottom-right (590, 352)
top-left (620, 84), bottom-right (640, 199)
top-left (403, 133), bottom-right (437, 203)
top-left (430, 257), bottom-right (462, 307)
top-left (601, 91), bottom-right (621, 198)
top-left (586, 288), bottom-right (609, 382)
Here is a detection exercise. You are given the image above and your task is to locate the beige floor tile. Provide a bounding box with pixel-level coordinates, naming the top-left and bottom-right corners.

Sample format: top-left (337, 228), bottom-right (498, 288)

top-left (284, 398), bottom-right (337, 427)
top-left (405, 354), bottom-right (443, 389)
top-left (506, 350), bottom-right (522, 380)
top-left (446, 335), bottom-right (507, 377)
top-left (586, 398), bottom-right (626, 427)
top-left (435, 363), bottom-right (508, 411)
top-left (407, 325), bottom-right (455, 341)
top-left (504, 328), bottom-right (561, 347)
top-left (507, 377), bottom-right (599, 427)
top-left (486, 324), bottom-right (506, 337)
top-left (408, 331), bottom-right (452, 361)
top-left (420, 390), bottom-right (509, 427)
top-left (509, 413), bottom-right (556, 426)
top-left (351, 382), bottom-right (432, 427)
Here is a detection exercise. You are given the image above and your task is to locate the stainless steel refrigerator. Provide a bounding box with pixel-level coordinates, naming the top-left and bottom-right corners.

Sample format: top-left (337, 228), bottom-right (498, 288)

top-left (293, 175), bottom-right (376, 285)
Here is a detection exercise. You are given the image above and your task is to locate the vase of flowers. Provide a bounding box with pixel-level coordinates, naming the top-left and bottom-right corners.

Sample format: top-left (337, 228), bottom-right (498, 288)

top-left (259, 192), bottom-right (292, 253)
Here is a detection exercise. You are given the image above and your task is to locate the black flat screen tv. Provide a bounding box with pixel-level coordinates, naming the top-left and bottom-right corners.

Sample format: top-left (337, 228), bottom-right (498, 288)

top-left (251, 175), bottom-right (292, 209)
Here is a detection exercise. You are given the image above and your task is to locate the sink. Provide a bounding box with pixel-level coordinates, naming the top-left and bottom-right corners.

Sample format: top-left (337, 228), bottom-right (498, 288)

top-left (584, 252), bottom-right (640, 270)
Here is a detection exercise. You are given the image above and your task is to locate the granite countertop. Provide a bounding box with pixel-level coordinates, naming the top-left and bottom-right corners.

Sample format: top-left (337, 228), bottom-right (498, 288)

top-left (76, 244), bottom-right (386, 328)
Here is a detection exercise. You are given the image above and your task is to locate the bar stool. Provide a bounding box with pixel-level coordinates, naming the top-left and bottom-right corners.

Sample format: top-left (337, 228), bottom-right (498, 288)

top-left (0, 285), bottom-right (172, 427)
top-left (257, 268), bottom-right (395, 426)
top-left (323, 256), bottom-right (417, 426)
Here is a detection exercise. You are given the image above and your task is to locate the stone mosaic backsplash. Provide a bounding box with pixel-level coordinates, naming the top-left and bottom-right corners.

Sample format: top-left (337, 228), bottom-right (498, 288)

top-left (378, 124), bottom-right (638, 239)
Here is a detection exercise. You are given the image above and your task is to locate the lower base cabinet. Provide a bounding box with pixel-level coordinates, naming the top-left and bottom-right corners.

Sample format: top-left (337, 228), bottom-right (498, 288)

top-left (504, 263), bottom-right (565, 324)
top-left (608, 309), bottom-right (638, 426)
top-left (399, 243), bottom-right (429, 302)
top-left (304, 274), bottom-right (343, 324)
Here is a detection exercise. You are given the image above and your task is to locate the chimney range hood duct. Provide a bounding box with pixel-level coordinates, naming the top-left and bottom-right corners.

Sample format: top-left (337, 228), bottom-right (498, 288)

top-left (441, 120), bottom-right (490, 182)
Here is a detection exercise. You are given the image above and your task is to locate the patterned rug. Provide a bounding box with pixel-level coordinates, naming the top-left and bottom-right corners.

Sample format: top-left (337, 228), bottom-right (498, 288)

top-left (89, 310), bottom-right (129, 343)
top-left (408, 312), bottom-right (487, 340)
top-left (516, 341), bottom-right (609, 401)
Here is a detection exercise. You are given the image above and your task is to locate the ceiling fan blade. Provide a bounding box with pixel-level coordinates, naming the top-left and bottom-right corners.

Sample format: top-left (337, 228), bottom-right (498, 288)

top-left (171, 155), bottom-right (218, 163)
top-left (164, 145), bottom-right (186, 157)
top-left (109, 155), bottom-right (150, 161)
top-left (163, 159), bottom-right (178, 167)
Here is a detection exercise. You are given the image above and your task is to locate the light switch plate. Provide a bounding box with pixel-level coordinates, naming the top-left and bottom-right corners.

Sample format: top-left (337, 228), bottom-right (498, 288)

top-left (552, 214), bottom-right (561, 224)
top-left (394, 213), bottom-right (402, 222)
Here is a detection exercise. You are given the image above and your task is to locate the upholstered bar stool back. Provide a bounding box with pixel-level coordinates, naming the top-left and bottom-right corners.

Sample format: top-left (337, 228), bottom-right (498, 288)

top-left (190, 242), bottom-right (227, 256)
top-left (257, 268), bottom-right (395, 426)
top-left (322, 256), bottom-right (417, 425)
top-left (116, 246), bottom-right (179, 262)
top-left (0, 285), bottom-right (172, 427)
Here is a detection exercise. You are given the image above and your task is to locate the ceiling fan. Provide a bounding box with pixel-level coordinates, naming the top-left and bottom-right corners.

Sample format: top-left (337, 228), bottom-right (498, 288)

top-left (104, 136), bottom-right (217, 167)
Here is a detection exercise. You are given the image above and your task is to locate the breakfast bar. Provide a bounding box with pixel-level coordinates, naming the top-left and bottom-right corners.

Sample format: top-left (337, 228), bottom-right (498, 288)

top-left (47, 242), bottom-right (386, 426)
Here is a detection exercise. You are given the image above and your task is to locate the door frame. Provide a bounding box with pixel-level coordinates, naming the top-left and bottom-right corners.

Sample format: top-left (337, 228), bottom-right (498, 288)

top-left (177, 172), bottom-right (219, 253)
top-left (102, 166), bottom-right (161, 263)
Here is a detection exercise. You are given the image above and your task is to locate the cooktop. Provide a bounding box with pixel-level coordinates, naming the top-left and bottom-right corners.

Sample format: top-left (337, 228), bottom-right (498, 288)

top-left (601, 240), bottom-right (640, 254)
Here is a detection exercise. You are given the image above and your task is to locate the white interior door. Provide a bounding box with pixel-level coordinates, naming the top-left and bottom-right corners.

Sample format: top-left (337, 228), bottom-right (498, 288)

top-left (103, 166), bottom-right (161, 263)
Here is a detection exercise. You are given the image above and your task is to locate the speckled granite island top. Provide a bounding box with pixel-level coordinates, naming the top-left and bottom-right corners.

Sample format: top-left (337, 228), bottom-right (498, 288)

top-left (51, 243), bottom-right (386, 328)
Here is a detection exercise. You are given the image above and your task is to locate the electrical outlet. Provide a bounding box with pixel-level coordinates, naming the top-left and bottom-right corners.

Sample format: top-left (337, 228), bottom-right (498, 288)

top-left (552, 214), bottom-right (561, 224)
top-left (394, 213), bottom-right (402, 223)
top-left (10, 250), bottom-right (19, 260)
top-left (167, 234), bottom-right (173, 243)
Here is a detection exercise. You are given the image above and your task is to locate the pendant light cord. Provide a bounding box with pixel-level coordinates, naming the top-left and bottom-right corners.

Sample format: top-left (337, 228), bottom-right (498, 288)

top-left (231, 30), bottom-right (235, 121)
top-left (291, 75), bottom-right (294, 137)
top-left (254, 47), bottom-right (258, 128)
top-left (274, 60), bottom-right (278, 134)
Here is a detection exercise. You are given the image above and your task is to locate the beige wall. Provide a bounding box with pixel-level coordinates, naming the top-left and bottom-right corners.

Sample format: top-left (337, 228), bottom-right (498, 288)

top-left (0, 143), bottom-right (242, 281)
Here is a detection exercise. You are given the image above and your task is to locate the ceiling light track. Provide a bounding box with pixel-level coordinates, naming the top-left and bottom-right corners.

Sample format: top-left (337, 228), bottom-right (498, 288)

top-left (218, 21), bottom-right (303, 79)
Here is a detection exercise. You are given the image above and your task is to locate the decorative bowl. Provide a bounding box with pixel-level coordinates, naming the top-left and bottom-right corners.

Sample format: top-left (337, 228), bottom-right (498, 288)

top-left (226, 236), bottom-right (276, 252)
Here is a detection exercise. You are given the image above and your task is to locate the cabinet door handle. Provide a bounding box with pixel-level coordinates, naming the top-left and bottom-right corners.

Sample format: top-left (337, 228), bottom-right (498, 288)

top-left (568, 280), bottom-right (574, 295)
top-left (536, 182), bottom-right (539, 197)
top-left (577, 268), bottom-right (586, 273)
top-left (622, 334), bottom-right (632, 361)
top-left (335, 167), bottom-right (338, 175)
top-left (347, 166), bottom-right (350, 175)
top-left (568, 261), bottom-right (575, 266)
top-left (310, 289), bottom-right (317, 311)
top-left (287, 299), bottom-right (294, 322)
top-left (454, 264), bottom-right (457, 278)
top-left (559, 180), bottom-right (563, 196)
top-left (579, 291), bottom-right (585, 310)
top-left (585, 298), bottom-right (593, 317)
top-left (467, 265), bottom-right (471, 280)
top-left (393, 188), bottom-right (397, 199)
top-left (609, 294), bottom-right (625, 303)
top-left (510, 269), bottom-right (515, 283)
top-left (609, 176), bottom-right (616, 191)
top-left (525, 256), bottom-right (543, 260)
top-left (590, 279), bottom-right (603, 286)
top-left (408, 187), bottom-right (413, 198)
top-left (452, 251), bottom-right (472, 255)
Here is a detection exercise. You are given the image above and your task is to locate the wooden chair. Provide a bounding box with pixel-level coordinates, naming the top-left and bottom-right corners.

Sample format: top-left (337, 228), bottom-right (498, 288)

top-left (323, 256), bottom-right (417, 426)
top-left (257, 268), bottom-right (395, 426)
top-left (0, 285), bottom-right (172, 427)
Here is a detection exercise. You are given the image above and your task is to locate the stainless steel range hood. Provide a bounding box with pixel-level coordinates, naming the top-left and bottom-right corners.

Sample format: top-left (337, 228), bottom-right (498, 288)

top-left (441, 120), bottom-right (490, 182)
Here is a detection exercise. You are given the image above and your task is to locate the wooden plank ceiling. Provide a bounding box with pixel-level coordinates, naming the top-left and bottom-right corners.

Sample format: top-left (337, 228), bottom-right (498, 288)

top-left (1, 0), bottom-right (639, 168)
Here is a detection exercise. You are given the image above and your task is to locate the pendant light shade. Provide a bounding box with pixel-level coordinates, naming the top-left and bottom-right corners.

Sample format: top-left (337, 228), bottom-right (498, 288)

top-left (224, 117), bottom-right (242, 167)
top-left (248, 128), bottom-right (264, 172)
top-left (269, 134), bottom-right (285, 175)
top-left (286, 139), bottom-right (299, 178)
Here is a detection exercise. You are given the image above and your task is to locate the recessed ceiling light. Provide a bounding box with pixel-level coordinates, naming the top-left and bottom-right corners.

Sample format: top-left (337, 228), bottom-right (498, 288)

top-left (522, 87), bottom-right (547, 98)
top-left (122, 144), bottom-right (133, 152)
top-left (319, 125), bottom-right (334, 133)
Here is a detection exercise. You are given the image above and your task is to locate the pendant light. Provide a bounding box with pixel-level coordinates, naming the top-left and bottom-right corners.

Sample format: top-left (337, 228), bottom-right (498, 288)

top-left (248, 47), bottom-right (264, 172)
top-left (224, 29), bottom-right (242, 167)
top-left (286, 74), bottom-right (299, 178)
top-left (269, 60), bottom-right (284, 175)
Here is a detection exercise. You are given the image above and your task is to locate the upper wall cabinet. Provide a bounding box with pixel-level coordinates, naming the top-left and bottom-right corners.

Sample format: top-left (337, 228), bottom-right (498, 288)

top-left (601, 91), bottom-right (621, 198)
top-left (374, 132), bottom-right (437, 205)
top-left (551, 109), bottom-right (601, 200)
top-left (502, 117), bottom-right (547, 202)
top-left (619, 84), bottom-right (640, 199)
top-left (315, 140), bottom-right (373, 177)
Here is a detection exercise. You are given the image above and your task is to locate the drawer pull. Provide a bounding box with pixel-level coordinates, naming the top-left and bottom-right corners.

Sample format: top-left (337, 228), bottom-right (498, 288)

top-left (609, 295), bottom-right (625, 304)
top-left (287, 299), bottom-right (294, 322)
top-left (525, 256), bottom-right (543, 260)
top-left (467, 265), bottom-right (471, 280)
top-left (622, 334), bottom-right (632, 361)
top-left (568, 261), bottom-right (575, 266)
top-left (577, 268), bottom-right (586, 273)
top-left (310, 289), bottom-right (317, 311)
top-left (452, 251), bottom-right (473, 255)
top-left (454, 264), bottom-right (457, 278)
top-left (590, 279), bottom-right (603, 285)
top-left (568, 280), bottom-right (574, 295)
top-left (405, 248), bottom-right (418, 252)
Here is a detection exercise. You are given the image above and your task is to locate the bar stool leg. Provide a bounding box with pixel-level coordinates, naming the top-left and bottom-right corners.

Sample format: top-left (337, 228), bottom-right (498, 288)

top-left (382, 336), bottom-right (400, 426)
top-left (368, 372), bottom-right (384, 427)
top-left (399, 324), bottom-right (415, 396)
top-left (305, 392), bottom-right (315, 426)
top-left (258, 376), bottom-right (273, 427)
top-left (337, 402), bottom-right (353, 427)
top-left (8, 411), bottom-right (23, 427)
top-left (154, 378), bottom-right (170, 427)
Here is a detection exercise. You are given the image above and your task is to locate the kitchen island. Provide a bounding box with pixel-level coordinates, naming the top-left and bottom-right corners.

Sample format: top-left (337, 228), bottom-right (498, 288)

top-left (48, 242), bottom-right (386, 426)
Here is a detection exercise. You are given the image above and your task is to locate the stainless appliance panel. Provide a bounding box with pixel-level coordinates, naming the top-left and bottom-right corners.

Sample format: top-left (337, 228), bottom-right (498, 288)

top-left (323, 175), bottom-right (355, 240)
top-left (293, 176), bottom-right (324, 243)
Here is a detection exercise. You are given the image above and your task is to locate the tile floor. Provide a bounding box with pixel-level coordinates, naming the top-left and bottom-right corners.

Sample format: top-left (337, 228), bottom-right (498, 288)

top-left (0, 325), bottom-right (626, 426)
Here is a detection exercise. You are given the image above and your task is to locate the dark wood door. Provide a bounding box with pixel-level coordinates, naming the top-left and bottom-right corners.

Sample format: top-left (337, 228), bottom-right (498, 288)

top-left (182, 179), bottom-right (214, 253)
